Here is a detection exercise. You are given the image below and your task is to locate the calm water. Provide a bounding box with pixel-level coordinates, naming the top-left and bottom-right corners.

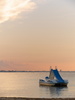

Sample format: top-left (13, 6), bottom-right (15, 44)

top-left (0, 71), bottom-right (75, 98)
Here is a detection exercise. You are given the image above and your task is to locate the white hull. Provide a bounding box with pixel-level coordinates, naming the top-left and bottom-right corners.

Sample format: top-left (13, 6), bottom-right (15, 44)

top-left (39, 79), bottom-right (68, 87)
top-left (39, 82), bottom-right (55, 86)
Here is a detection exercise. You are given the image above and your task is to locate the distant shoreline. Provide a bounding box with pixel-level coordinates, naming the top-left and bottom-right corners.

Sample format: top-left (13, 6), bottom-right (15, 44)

top-left (0, 97), bottom-right (75, 100)
top-left (0, 71), bottom-right (75, 72)
top-left (0, 71), bottom-right (49, 72)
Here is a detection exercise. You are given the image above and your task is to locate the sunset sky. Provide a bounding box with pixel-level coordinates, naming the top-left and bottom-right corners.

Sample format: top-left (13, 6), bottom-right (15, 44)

top-left (0, 0), bottom-right (75, 71)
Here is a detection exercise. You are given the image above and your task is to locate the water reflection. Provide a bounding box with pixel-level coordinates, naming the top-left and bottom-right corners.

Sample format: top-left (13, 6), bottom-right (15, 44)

top-left (49, 86), bottom-right (68, 97)
top-left (39, 85), bottom-right (68, 98)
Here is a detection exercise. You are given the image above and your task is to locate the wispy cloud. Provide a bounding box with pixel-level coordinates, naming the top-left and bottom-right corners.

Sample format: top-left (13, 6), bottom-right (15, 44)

top-left (0, 0), bottom-right (36, 23)
top-left (0, 60), bottom-right (9, 67)
top-left (0, 60), bottom-right (34, 71)
top-left (0, 60), bottom-right (26, 70)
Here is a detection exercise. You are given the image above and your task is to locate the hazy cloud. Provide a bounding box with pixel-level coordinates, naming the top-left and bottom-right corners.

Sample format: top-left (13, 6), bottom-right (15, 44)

top-left (0, 60), bottom-right (32, 71)
top-left (0, 60), bottom-right (10, 68)
top-left (0, 0), bottom-right (36, 23)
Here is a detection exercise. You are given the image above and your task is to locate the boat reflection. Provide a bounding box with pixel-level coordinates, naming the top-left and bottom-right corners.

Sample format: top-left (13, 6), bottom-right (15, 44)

top-left (39, 85), bottom-right (68, 97)
top-left (49, 86), bottom-right (68, 97)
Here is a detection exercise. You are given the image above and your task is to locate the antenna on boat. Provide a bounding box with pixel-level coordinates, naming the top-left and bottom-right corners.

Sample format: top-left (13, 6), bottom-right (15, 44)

top-left (55, 66), bottom-right (57, 69)
top-left (50, 66), bottom-right (52, 70)
top-left (50, 66), bottom-right (52, 71)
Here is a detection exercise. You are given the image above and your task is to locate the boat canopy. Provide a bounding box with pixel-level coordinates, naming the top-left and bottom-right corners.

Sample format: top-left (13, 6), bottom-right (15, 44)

top-left (49, 69), bottom-right (64, 83)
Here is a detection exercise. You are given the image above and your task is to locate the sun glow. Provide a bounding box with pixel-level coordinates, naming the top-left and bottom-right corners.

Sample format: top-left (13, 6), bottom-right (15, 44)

top-left (0, 0), bottom-right (36, 23)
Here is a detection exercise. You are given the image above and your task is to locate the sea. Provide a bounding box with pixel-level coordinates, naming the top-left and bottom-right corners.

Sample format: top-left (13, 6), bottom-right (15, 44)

top-left (0, 71), bottom-right (75, 98)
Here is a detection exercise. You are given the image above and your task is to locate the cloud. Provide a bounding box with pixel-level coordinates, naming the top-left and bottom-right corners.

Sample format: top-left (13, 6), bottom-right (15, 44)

top-left (0, 60), bottom-right (10, 69)
top-left (0, 60), bottom-right (7, 67)
top-left (0, 60), bottom-right (33, 71)
top-left (0, 0), bottom-right (36, 23)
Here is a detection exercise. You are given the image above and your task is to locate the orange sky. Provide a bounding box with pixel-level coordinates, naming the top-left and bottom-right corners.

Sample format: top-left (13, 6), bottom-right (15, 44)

top-left (0, 0), bottom-right (75, 71)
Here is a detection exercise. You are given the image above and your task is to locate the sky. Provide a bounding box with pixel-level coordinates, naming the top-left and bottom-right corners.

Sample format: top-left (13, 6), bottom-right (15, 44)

top-left (0, 0), bottom-right (75, 71)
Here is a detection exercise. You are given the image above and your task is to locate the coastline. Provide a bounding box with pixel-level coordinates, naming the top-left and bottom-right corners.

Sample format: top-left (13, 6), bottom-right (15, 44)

top-left (0, 98), bottom-right (75, 100)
